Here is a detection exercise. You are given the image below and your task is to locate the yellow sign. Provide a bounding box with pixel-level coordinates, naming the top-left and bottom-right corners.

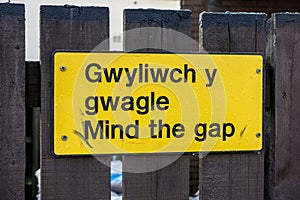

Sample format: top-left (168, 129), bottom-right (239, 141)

top-left (53, 52), bottom-right (263, 155)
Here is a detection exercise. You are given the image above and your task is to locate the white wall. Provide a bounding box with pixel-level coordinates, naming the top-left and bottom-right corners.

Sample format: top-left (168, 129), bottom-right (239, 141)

top-left (0, 0), bottom-right (180, 60)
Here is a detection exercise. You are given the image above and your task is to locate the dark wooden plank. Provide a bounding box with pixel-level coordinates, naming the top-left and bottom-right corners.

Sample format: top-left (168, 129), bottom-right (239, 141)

top-left (161, 10), bottom-right (196, 51)
top-left (40, 6), bottom-right (110, 200)
top-left (267, 13), bottom-right (300, 200)
top-left (124, 9), bottom-right (162, 52)
top-left (156, 155), bottom-right (190, 199)
top-left (123, 9), bottom-right (193, 200)
top-left (0, 3), bottom-right (25, 200)
top-left (199, 13), bottom-right (230, 52)
top-left (199, 12), bottom-right (267, 200)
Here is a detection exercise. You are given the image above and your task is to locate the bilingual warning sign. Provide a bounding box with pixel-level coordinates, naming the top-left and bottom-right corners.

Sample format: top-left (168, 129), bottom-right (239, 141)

top-left (53, 52), bottom-right (263, 155)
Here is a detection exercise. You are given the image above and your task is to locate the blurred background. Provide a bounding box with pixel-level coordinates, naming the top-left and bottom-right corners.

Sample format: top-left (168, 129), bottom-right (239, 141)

top-left (1, 0), bottom-right (300, 61)
top-left (0, 0), bottom-right (180, 60)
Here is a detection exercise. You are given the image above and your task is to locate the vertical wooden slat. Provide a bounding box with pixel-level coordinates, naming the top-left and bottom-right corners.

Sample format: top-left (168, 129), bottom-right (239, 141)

top-left (123, 9), bottom-right (194, 200)
top-left (161, 10), bottom-right (196, 51)
top-left (267, 13), bottom-right (300, 200)
top-left (0, 3), bottom-right (25, 200)
top-left (40, 6), bottom-right (110, 200)
top-left (124, 9), bottom-right (163, 52)
top-left (199, 12), bottom-right (267, 200)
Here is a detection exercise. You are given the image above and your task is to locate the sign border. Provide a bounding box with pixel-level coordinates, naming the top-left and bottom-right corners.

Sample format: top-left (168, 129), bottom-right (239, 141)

top-left (51, 50), bottom-right (264, 157)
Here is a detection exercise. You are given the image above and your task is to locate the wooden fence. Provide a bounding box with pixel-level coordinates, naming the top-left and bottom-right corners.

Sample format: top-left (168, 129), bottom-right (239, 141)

top-left (0, 3), bottom-right (300, 200)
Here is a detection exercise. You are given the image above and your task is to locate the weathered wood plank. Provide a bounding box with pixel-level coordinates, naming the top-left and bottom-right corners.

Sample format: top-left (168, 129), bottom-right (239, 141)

top-left (40, 6), bottom-right (110, 200)
top-left (0, 3), bottom-right (25, 200)
top-left (123, 9), bottom-right (193, 200)
top-left (199, 12), bottom-right (267, 200)
top-left (267, 13), bottom-right (300, 200)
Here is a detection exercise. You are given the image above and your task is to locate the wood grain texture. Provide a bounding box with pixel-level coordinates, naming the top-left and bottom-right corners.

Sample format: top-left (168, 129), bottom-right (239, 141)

top-left (123, 9), bottom-right (194, 200)
top-left (268, 13), bottom-right (300, 200)
top-left (199, 12), bottom-right (267, 200)
top-left (40, 6), bottom-right (110, 200)
top-left (0, 3), bottom-right (25, 200)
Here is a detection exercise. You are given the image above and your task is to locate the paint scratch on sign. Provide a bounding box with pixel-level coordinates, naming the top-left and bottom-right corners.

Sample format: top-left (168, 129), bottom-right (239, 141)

top-left (73, 130), bottom-right (93, 148)
top-left (79, 109), bottom-right (85, 116)
top-left (240, 125), bottom-right (247, 138)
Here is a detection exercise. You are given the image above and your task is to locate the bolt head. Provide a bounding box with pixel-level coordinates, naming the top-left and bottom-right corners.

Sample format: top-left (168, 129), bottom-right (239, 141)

top-left (60, 66), bottom-right (67, 72)
top-left (61, 135), bottom-right (68, 141)
top-left (256, 68), bottom-right (261, 74)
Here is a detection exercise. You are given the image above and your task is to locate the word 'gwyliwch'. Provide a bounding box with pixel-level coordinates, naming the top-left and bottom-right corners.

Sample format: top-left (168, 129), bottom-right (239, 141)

top-left (85, 63), bottom-right (218, 87)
